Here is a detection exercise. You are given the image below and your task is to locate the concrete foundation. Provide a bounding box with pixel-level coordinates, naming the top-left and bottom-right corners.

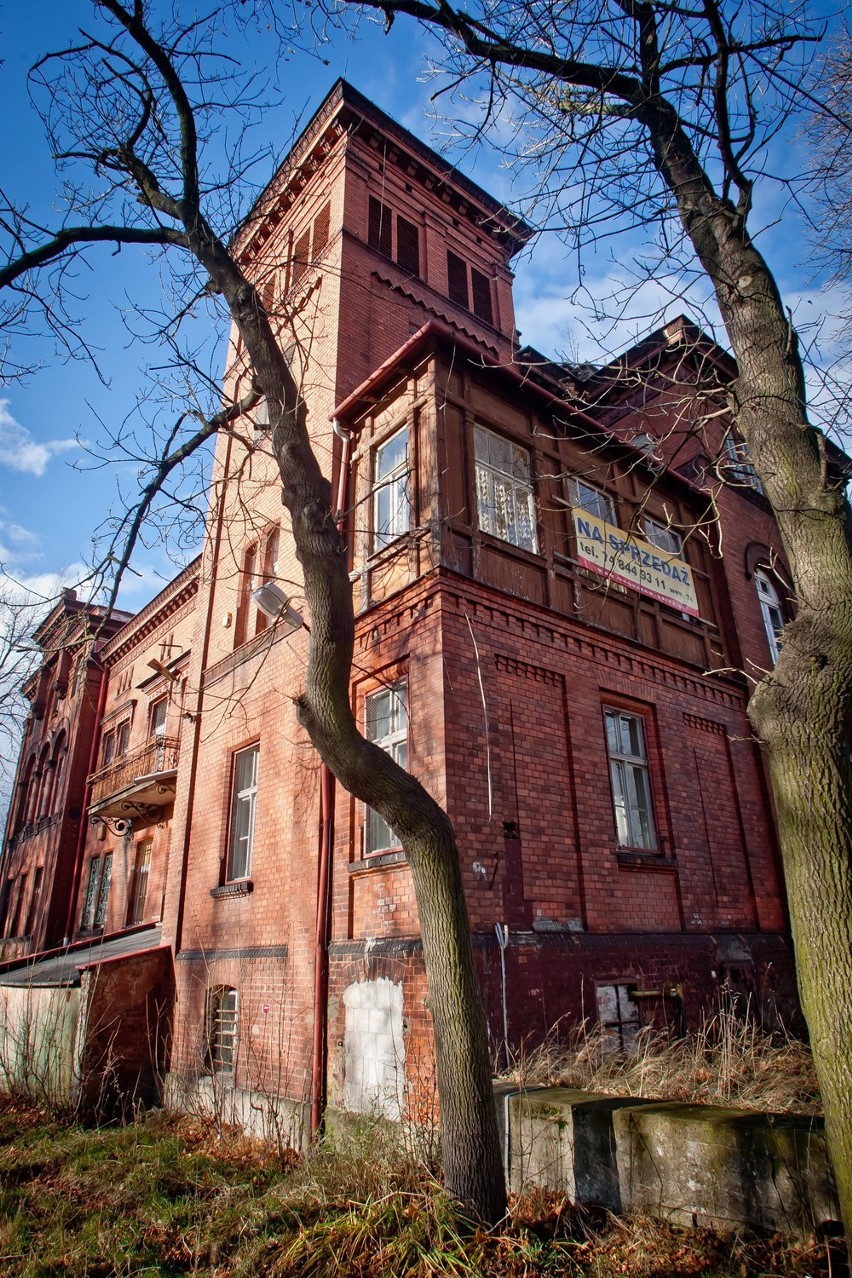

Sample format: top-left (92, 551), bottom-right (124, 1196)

top-left (499, 1087), bottom-right (841, 1238)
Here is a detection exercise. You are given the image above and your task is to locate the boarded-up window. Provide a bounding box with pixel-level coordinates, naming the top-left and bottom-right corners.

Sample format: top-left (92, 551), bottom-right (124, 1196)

top-left (343, 978), bottom-right (405, 1119)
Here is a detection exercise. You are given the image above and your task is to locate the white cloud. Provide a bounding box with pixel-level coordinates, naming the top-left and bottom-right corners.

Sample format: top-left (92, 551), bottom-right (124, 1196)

top-left (0, 563), bottom-right (89, 609)
top-left (0, 399), bottom-right (80, 476)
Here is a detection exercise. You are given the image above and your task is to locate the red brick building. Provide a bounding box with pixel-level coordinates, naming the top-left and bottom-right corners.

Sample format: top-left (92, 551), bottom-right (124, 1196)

top-left (0, 82), bottom-right (800, 1129)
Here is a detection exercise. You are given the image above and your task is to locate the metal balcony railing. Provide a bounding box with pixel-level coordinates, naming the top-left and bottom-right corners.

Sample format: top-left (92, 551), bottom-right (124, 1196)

top-left (88, 736), bottom-right (180, 809)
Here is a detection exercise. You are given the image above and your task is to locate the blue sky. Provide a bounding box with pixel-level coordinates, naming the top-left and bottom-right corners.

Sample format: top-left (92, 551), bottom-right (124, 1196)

top-left (0, 0), bottom-right (847, 620)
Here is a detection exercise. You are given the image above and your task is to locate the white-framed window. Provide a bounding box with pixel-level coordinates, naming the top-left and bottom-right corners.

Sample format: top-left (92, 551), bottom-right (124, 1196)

top-left (150, 697), bottom-right (168, 769)
top-left (642, 516), bottom-right (683, 556)
top-left (604, 709), bottom-right (657, 851)
top-left (373, 429), bottom-right (410, 551)
top-left (722, 432), bottom-right (764, 494)
top-left (567, 476), bottom-right (617, 525)
top-left (474, 425), bottom-right (538, 552)
top-left (227, 744), bottom-right (259, 880)
top-left (127, 838), bottom-right (152, 925)
top-left (365, 681), bottom-right (408, 855)
top-left (754, 568), bottom-right (784, 663)
top-left (206, 986), bottom-right (239, 1074)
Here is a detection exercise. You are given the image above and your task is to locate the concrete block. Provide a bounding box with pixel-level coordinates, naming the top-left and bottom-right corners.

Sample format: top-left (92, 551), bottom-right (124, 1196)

top-left (613, 1102), bottom-right (840, 1236)
top-left (504, 1087), bottom-right (654, 1208)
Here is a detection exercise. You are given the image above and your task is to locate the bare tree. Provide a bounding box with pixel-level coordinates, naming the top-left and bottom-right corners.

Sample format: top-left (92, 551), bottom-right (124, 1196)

top-left (327, 0), bottom-right (852, 1238)
top-left (0, 1), bottom-right (505, 1220)
top-left (809, 39), bottom-right (852, 291)
top-left (0, 584), bottom-right (43, 825)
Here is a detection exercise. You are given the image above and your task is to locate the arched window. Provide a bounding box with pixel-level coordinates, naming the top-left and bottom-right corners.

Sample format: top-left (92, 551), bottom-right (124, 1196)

top-left (35, 744), bottom-right (51, 819)
top-left (15, 755), bottom-right (36, 833)
top-left (754, 568), bottom-right (785, 662)
top-left (50, 731), bottom-right (68, 813)
top-left (205, 986), bottom-right (239, 1074)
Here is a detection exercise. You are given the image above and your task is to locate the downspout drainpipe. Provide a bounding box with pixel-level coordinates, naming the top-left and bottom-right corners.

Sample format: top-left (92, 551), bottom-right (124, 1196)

top-left (63, 662), bottom-right (109, 944)
top-left (310, 418), bottom-right (352, 1141)
top-left (311, 762), bottom-right (335, 1140)
top-left (174, 434), bottom-right (235, 954)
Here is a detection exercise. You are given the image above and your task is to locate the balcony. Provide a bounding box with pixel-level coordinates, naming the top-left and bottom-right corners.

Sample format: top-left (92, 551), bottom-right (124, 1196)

top-left (88, 736), bottom-right (180, 821)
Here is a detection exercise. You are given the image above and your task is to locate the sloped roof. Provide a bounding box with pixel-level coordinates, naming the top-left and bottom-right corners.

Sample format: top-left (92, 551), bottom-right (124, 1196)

top-left (0, 925), bottom-right (163, 988)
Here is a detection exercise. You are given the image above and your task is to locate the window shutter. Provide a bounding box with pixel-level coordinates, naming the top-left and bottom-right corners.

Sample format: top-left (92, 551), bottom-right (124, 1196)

top-left (395, 215), bottom-right (420, 276)
top-left (368, 196), bottom-right (392, 258)
top-left (447, 250), bottom-right (469, 309)
top-left (471, 268), bottom-right (494, 325)
top-left (312, 202), bottom-right (331, 259)
top-left (291, 228), bottom-right (310, 288)
top-left (258, 274), bottom-right (276, 313)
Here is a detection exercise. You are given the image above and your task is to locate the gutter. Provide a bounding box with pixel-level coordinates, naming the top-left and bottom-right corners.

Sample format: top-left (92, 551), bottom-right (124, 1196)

top-left (331, 319), bottom-right (708, 503)
top-left (310, 418), bottom-right (353, 1141)
top-left (63, 662), bottom-right (109, 944)
top-left (173, 433), bottom-right (235, 953)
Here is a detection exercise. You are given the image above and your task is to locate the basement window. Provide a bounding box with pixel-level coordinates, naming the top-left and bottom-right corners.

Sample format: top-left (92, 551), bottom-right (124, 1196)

top-left (206, 986), bottom-right (239, 1074)
top-left (596, 982), bottom-right (640, 1053)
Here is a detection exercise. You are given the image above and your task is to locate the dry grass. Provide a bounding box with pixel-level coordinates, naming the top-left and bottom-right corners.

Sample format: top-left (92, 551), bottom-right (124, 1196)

top-left (0, 1096), bottom-right (843, 1276)
top-left (503, 1010), bottom-right (821, 1115)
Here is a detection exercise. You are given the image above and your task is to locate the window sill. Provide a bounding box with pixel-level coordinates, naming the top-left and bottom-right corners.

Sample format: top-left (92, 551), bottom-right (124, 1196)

top-left (210, 880), bottom-right (254, 900)
top-left (349, 850), bottom-right (406, 875)
top-left (616, 849), bottom-right (678, 871)
top-left (476, 529), bottom-right (541, 563)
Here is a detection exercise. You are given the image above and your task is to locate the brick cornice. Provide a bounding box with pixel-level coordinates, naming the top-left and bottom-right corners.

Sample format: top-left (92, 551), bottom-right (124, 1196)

top-left (101, 560), bottom-right (200, 665)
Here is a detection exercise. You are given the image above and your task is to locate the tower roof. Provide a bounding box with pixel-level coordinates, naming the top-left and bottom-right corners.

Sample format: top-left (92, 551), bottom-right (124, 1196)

top-left (237, 79), bottom-right (534, 260)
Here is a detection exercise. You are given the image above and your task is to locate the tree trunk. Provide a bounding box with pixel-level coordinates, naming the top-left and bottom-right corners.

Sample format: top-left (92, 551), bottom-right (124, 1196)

top-left (654, 138), bottom-right (852, 1239)
top-left (751, 646), bottom-right (852, 1240)
top-left (195, 231), bottom-right (507, 1221)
